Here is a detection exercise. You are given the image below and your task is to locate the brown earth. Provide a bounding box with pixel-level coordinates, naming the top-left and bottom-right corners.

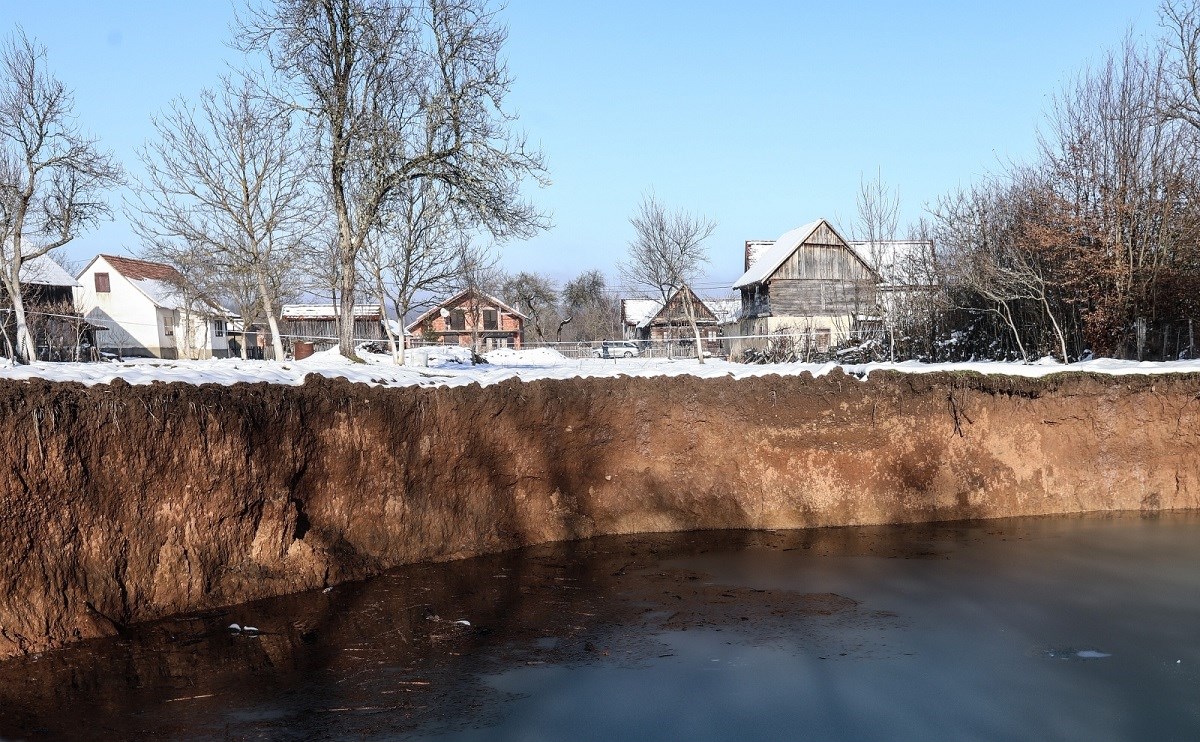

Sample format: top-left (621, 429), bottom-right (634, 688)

top-left (0, 369), bottom-right (1197, 660)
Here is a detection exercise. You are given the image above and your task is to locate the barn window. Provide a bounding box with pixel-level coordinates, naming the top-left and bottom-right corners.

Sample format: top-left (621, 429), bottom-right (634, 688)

top-left (450, 309), bottom-right (466, 331)
top-left (483, 309), bottom-right (498, 330)
top-left (94, 272), bottom-right (110, 293)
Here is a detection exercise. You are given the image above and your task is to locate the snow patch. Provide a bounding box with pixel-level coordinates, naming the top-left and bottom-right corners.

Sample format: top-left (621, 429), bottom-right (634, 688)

top-left (0, 354), bottom-right (1198, 389)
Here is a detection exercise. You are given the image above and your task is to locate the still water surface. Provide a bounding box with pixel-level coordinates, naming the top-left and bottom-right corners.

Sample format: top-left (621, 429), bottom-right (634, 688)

top-left (1, 512), bottom-right (1198, 740)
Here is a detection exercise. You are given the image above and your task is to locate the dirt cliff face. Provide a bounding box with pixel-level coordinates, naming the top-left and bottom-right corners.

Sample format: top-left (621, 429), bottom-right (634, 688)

top-left (0, 370), bottom-right (1197, 660)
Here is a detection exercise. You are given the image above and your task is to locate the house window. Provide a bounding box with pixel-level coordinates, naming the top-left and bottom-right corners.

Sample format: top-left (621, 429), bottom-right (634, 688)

top-left (94, 272), bottom-right (110, 293)
top-left (213, 319), bottom-right (226, 337)
top-left (162, 314), bottom-right (174, 337)
top-left (450, 309), bottom-right (466, 331)
top-left (483, 309), bottom-right (498, 331)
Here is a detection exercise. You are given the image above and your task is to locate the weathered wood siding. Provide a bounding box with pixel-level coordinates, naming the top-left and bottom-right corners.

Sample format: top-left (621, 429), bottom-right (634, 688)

top-left (768, 278), bottom-right (876, 317)
top-left (656, 288), bottom-right (719, 326)
top-left (743, 222), bottom-right (879, 319)
top-left (772, 245), bottom-right (872, 282)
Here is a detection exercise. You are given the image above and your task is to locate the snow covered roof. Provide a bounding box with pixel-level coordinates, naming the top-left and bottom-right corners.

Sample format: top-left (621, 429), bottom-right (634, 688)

top-left (731, 220), bottom-right (823, 289)
top-left (622, 298), bottom-right (662, 328)
top-left (281, 304), bottom-right (383, 320)
top-left (621, 292), bottom-right (736, 328)
top-left (706, 298), bottom-right (742, 324)
top-left (848, 240), bottom-right (936, 286)
top-left (743, 240), bottom-right (775, 273)
top-left (20, 254), bottom-right (80, 288)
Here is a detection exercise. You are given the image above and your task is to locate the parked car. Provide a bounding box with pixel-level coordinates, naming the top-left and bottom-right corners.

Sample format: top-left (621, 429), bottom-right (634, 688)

top-left (594, 340), bottom-right (641, 358)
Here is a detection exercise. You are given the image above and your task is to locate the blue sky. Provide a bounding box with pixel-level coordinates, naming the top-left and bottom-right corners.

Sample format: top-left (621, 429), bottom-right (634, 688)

top-left (3, 1), bottom-right (1162, 294)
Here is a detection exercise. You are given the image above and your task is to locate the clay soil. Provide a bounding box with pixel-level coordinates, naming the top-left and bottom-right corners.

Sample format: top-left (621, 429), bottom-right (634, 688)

top-left (0, 370), bottom-right (1197, 660)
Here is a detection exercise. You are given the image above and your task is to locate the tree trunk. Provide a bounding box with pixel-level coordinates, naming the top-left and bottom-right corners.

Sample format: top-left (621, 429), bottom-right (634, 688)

top-left (337, 261), bottom-right (357, 360)
top-left (1040, 294), bottom-right (1070, 363)
top-left (395, 297), bottom-right (409, 366)
top-left (10, 292), bottom-right (36, 364)
top-left (256, 272), bottom-right (286, 362)
top-left (998, 301), bottom-right (1027, 362)
top-left (680, 289), bottom-right (705, 365)
top-left (373, 277), bottom-right (400, 364)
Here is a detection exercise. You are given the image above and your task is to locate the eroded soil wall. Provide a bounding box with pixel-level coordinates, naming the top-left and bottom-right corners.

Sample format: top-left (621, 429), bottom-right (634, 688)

top-left (1, 371), bottom-right (1197, 659)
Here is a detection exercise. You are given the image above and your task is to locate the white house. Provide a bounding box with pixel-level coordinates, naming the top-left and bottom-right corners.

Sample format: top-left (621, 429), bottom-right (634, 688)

top-left (76, 254), bottom-right (234, 359)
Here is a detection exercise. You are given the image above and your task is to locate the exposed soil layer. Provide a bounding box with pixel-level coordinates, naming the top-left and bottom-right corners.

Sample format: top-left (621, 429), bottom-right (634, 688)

top-left (0, 370), bottom-right (1197, 660)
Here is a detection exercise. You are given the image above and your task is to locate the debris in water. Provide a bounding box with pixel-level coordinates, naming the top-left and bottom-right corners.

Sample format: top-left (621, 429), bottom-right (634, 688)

top-left (1076, 650), bottom-right (1110, 659)
top-left (164, 694), bottom-right (215, 703)
top-left (228, 623), bottom-right (260, 636)
top-left (323, 587), bottom-right (333, 594)
top-left (454, 620), bottom-right (471, 626)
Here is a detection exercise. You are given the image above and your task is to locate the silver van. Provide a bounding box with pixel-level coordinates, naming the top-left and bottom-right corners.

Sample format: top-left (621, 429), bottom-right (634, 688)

top-left (594, 340), bottom-right (641, 358)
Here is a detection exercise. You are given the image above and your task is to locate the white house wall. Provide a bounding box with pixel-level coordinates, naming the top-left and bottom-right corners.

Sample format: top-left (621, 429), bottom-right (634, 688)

top-left (77, 257), bottom-right (173, 357)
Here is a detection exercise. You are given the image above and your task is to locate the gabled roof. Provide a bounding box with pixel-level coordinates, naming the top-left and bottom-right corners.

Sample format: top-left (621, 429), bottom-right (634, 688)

top-left (20, 254), bottom-right (80, 288)
top-left (86, 253), bottom-right (227, 315)
top-left (99, 254), bottom-right (182, 282)
top-left (732, 219), bottom-right (870, 290)
top-left (620, 288), bottom-right (726, 328)
top-left (732, 221), bottom-right (822, 290)
top-left (404, 288), bottom-right (528, 332)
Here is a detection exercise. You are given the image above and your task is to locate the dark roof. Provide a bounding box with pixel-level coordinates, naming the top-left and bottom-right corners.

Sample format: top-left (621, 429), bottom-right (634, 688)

top-left (99, 254), bottom-right (184, 282)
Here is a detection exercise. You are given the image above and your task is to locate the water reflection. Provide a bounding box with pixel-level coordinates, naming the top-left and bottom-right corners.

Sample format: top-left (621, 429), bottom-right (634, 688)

top-left (2, 513), bottom-right (1199, 740)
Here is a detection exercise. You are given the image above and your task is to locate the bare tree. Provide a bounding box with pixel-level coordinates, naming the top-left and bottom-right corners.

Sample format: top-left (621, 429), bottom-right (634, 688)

top-left (500, 271), bottom-right (558, 343)
top-left (453, 243), bottom-right (501, 352)
top-left (239, 0), bottom-right (548, 360)
top-left (562, 269), bottom-right (617, 341)
top-left (620, 194), bottom-right (715, 363)
top-left (359, 178), bottom-right (463, 363)
top-left (1161, 0), bottom-right (1200, 129)
top-left (0, 31), bottom-right (121, 362)
top-left (855, 169), bottom-right (901, 360)
top-left (131, 76), bottom-right (312, 362)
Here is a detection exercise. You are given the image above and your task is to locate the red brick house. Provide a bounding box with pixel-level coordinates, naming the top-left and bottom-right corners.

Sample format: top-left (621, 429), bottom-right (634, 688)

top-left (405, 289), bottom-right (526, 350)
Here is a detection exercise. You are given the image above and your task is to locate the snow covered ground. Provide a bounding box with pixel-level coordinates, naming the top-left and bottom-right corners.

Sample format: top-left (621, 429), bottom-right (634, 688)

top-left (0, 348), bottom-right (1197, 389)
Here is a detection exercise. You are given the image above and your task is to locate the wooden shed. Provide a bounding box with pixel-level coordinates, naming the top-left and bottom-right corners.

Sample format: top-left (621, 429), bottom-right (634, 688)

top-left (279, 304), bottom-right (385, 353)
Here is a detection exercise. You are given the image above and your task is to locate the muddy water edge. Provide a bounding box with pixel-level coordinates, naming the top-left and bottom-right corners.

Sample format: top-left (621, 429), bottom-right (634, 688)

top-left (0, 370), bottom-right (1198, 664)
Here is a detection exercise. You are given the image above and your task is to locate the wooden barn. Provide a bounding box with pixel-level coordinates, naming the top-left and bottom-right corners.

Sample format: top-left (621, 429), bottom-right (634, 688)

top-left (405, 289), bottom-right (525, 350)
top-left (279, 304), bottom-right (385, 353)
top-left (731, 219), bottom-right (879, 355)
top-left (620, 286), bottom-right (726, 354)
top-left (0, 254), bottom-right (96, 361)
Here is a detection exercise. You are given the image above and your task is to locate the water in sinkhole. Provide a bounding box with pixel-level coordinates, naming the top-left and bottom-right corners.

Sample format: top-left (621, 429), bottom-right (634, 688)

top-left (2, 511), bottom-right (1198, 740)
